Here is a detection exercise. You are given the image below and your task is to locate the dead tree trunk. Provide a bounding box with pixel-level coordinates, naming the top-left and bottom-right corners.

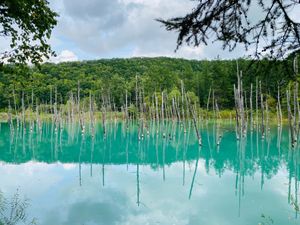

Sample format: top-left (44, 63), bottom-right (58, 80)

top-left (250, 83), bottom-right (253, 131)
top-left (259, 81), bottom-right (265, 138)
top-left (287, 88), bottom-right (296, 146)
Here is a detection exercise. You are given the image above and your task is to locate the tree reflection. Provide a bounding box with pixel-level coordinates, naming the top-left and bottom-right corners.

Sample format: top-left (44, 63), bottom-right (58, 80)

top-left (1, 122), bottom-right (300, 216)
top-left (0, 190), bottom-right (36, 225)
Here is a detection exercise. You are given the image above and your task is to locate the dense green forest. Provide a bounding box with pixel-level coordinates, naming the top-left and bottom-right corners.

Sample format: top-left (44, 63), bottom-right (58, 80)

top-left (0, 57), bottom-right (298, 111)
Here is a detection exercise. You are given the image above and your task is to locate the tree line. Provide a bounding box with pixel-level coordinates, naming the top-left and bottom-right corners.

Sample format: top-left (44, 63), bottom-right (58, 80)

top-left (0, 56), bottom-right (298, 111)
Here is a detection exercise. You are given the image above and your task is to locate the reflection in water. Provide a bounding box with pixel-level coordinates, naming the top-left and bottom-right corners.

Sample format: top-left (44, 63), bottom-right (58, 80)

top-left (137, 140), bottom-right (140, 206)
top-left (0, 190), bottom-right (36, 225)
top-left (188, 146), bottom-right (201, 200)
top-left (235, 135), bottom-right (249, 217)
top-left (0, 121), bottom-right (300, 224)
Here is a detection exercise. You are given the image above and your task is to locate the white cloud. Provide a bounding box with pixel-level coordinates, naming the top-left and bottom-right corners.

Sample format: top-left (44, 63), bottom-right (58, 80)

top-left (50, 50), bottom-right (78, 63)
top-left (49, 0), bottom-right (205, 59)
top-left (132, 45), bottom-right (205, 59)
top-left (1, 0), bottom-right (300, 61)
top-left (42, 0), bottom-right (300, 60)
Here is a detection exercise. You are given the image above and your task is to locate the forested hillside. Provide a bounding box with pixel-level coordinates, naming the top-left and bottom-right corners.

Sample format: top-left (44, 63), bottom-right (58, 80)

top-left (0, 57), bottom-right (298, 110)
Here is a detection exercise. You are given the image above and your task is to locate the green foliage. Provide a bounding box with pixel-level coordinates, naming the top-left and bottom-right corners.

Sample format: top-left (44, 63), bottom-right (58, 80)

top-left (128, 104), bottom-right (137, 117)
top-left (0, 57), bottom-right (299, 111)
top-left (266, 95), bottom-right (277, 112)
top-left (0, 0), bottom-right (58, 66)
top-left (169, 88), bottom-right (181, 99)
top-left (186, 91), bottom-right (199, 104)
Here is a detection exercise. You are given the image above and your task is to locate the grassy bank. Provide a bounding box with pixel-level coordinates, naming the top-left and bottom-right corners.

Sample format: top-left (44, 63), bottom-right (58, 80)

top-left (0, 109), bottom-right (288, 124)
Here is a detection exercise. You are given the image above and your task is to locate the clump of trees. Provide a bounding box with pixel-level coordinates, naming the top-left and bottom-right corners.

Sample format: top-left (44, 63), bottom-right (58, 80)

top-left (0, 57), bottom-right (298, 112)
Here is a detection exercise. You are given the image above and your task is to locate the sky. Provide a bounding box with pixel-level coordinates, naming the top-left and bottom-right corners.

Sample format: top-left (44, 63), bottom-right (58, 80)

top-left (48, 0), bottom-right (249, 63)
top-left (1, 0), bottom-right (299, 63)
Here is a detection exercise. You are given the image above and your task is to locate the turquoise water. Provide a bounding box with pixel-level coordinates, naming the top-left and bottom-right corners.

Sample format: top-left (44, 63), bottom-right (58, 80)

top-left (0, 121), bottom-right (299, 225)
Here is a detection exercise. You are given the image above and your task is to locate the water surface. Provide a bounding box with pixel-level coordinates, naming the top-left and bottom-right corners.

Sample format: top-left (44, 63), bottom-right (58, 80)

top-left (0, 122), bottom-right (299, 225)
